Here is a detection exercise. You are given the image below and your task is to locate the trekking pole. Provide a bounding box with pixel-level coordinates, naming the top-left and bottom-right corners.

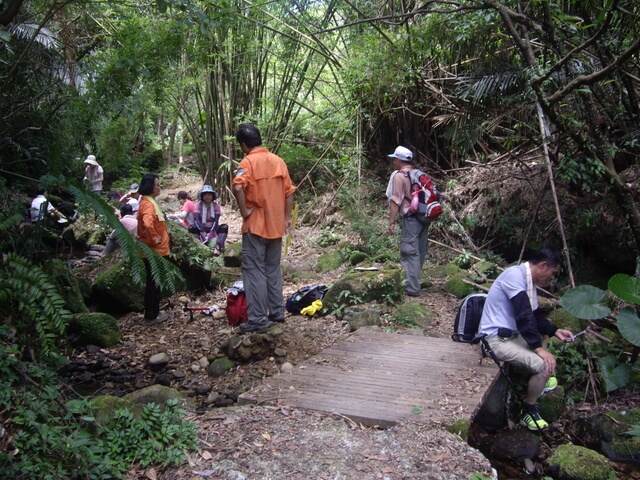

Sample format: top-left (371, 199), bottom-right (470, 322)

top-left (472, 334), bottom-right (554, 442)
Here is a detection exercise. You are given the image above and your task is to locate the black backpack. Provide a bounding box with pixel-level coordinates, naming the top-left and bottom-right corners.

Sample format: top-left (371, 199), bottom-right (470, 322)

top-left (285, 284), bottom-right (328, 315)
top-left (452, 293), bottom-right (487, 343)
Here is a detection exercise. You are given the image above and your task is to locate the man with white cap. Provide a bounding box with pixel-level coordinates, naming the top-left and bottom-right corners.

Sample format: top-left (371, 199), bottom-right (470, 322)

top-left (386, 145), bottom-right (430, 297)
top-left (118, 183), bottom-right (140, 212)
top-left (83, 155), bottom-right (104, 195)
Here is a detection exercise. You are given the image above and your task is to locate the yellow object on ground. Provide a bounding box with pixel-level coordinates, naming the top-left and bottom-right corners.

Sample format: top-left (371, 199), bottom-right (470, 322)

top-left (300, 300), bottom-right (323, 316)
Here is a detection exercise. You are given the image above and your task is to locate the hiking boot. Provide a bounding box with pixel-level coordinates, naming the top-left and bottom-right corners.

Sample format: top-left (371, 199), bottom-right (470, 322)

top-left (542, 376), bottom-right (558, 394)
top-left (521, 406), bottom-right (549, 431)
top-left (268, 313), bottom-right (285, 323)
top-left (239, 320), bottom-right (275, 333)
top-left (144, 312), bottom-right (169, 326)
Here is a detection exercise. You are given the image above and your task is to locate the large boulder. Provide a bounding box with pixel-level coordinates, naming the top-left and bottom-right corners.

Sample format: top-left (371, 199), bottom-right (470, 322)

top-left (93, 262), bottom-right (144, 312)
top-left (222, 242), bottom-right (242, 267)
top-left (322, 267), bottom-right (404, 315)
top-left (42, 258), bottom-right (90, 313)
top-left (166, 222), bottom-right (216, 291)
top-left (546, 444), bottom-right (616, 480)
top-left (391, 301), bottom-right (436, 329)
top-left (343, 304), bottom-right (386, 330)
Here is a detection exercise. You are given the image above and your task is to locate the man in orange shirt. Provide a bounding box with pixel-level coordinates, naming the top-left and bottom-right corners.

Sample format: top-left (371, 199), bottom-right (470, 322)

top-left (232, 124), bottom-right (296, 332)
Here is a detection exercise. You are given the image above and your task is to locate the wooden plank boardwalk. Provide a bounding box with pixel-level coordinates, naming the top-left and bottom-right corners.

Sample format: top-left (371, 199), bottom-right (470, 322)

top-left (238, 329), bottom-right (499, 427)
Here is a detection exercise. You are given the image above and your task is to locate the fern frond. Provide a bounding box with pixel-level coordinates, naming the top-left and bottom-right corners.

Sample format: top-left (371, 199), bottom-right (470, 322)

top-left (0, 253), bottom-right (71, 361)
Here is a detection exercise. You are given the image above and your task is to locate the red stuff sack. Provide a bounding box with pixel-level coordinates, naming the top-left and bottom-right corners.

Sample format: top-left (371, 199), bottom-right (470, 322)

top-left (226, 282), bottom-right (248, 325)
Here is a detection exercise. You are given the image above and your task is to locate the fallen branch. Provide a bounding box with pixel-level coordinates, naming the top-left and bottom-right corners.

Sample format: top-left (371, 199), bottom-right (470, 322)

top-left (462, 279), bottom-right (490, 293)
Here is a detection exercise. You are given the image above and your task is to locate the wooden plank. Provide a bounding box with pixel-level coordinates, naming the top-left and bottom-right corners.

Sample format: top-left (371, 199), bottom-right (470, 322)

top-left (239, 329), bottom-right (499, 426)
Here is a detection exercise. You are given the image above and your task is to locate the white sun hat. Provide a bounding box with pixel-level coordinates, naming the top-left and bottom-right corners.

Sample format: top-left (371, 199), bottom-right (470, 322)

top-left (83, 155), bottom-right (98, 166)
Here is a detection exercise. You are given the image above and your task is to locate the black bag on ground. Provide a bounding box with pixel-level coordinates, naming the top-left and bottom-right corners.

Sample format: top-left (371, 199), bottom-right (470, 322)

top-left (452, 293), bottom-right (487, 343)
top-left (285, 284), bottom-right (328, 315)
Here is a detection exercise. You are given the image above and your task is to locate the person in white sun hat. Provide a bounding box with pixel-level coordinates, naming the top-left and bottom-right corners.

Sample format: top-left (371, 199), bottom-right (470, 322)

top-left (385, 145), bottom-right (429, 297)
top-left (83, 155), bottom-right (104, 195)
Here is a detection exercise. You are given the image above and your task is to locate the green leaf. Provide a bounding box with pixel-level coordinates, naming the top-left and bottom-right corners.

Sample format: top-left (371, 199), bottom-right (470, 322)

top-left (598, 356), bottom-right (631, 392)
top-left (609, 274), bottom-right (640, 305)
top-left (625, 425), bottom-right (640, 437)
top-left (617, 308), bottom-right (640, 347)
top-left (559, 285), bottom-right (611, 319)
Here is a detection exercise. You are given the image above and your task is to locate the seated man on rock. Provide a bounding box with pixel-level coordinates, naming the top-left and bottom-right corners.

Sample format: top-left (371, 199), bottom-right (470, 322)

top-left (478, 247), bottom-right (574, 430)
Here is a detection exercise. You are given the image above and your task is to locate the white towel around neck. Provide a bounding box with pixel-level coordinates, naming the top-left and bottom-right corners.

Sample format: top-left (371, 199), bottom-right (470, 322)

top-left (385, 171), bottom-right (398, 203)
top-left (523, 262), bottom-right (538, 310)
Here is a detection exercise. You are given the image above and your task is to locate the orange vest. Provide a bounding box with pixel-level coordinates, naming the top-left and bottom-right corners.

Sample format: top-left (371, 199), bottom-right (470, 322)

top-left (137, 197), bottom-right (170, 256)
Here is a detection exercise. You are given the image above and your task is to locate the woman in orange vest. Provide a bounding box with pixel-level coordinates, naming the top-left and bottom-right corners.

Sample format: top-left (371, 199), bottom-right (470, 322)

top-left (137, 173), bottom-right (170, 325)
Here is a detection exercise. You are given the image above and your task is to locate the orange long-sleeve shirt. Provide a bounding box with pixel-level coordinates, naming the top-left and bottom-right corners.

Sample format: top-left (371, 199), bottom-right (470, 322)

top-left (137, 197), bottom-right (170, 256)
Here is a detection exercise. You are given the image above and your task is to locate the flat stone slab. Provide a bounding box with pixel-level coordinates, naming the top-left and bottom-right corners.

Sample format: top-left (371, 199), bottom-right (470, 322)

top-left (238, 328), bottom-right (498, 427)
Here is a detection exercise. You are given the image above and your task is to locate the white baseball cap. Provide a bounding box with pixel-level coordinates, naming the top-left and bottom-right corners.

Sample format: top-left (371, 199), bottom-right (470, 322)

top-left (387, 146), bottom-right (413, 162)
top-left (129, 183), bottom-right (139, 193)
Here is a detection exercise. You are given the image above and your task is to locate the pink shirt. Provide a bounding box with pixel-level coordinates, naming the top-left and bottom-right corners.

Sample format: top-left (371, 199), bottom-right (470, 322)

top-left (120, 215), bottom-right (139, 237)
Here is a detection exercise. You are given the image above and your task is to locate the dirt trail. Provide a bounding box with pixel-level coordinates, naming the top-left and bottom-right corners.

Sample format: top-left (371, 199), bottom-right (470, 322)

top-left (103, 169), bottom-right (496, 479)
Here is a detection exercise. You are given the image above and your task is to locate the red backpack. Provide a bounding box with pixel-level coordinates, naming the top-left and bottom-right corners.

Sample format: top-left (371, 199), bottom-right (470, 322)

top-left (405, 169), bottom-right (443, 224)
top-left (226, 282), bottom-right (248, 326)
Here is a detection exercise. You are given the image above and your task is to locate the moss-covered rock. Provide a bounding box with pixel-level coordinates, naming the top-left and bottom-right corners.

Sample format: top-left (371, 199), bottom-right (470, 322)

top-left (348, 251), bottom-right (368, 266)
top-left (546, 444), bottom-right (616, 480)
top-left (89, 395), bottom-right (135, 424)
top-left (538, 385), bottom-right (566, 424)
top-left (282, 265), bottom-right (322, 283)
top-left (344, 305), bottom-right (384, 331)
top-left (42, 258), bottom-right (90, 313)
top-left (474, 260), bottom-right (500, 280)
top-left (371, 252), bottom-right (396, 264)
top-left (68, 312), bottom-right (121, 347)
top-left (323, 267), bottom-right (404, 315)
top-left (123, 384), bottom-right (194, 411)
top-left (391, 302), bottom-right (435, 328)
top-left (442, 274), bottom-right (475, 298)
top-left (222, 242), bottom-right (242, 267)
top-left (211, 267), bottom-right (242, 289)
top-left (316, 250), bottom-right (344, 273)
top-left (167, 222), bottom-right (215, 291)
top-left (94, 262), bottom-right (144, 312)
top-left (419, 273), bottom-right (434, 290)
top-left (207, 357), bottom-right (237, 377)
top-left (424, 263), bottom-right (461, 279)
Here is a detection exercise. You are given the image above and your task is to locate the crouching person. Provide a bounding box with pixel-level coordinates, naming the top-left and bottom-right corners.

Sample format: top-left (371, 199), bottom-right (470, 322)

top-left (478, 248), bottom-right (574, 430)
top-left (103, 203), bottom-right (138, 256)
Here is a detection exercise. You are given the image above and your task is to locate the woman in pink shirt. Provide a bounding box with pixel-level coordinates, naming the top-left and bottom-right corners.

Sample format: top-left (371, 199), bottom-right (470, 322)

top-left (167, 191), bottom-right (196, 230)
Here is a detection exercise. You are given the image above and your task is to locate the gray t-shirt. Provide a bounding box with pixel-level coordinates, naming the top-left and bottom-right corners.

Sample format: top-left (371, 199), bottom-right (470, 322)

top-left (479, 264), bottom-right (535, 337)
